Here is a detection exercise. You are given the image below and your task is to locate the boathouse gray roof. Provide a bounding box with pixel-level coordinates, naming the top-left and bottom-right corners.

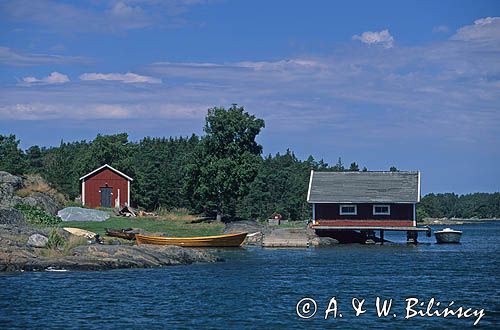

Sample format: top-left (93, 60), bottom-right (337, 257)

top-left (307, 171), bottom-right (420, 203)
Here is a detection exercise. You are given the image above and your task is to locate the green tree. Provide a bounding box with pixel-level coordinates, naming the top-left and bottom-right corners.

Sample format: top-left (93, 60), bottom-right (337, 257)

top-left (362, 166), bottom-right (368, 172)
top-left (26, 145), bottom-right (44, 173)
top-left (349, 162), bottom-right (359, 171)
top-left (79, 133), bottom-right (132, 174)
top-left (0, 134), bottom-right (27, 175)
top-left (131, 135), bottom-right (199, 210)
top-left (389, 166), bottom-right (398, 172)
top-left (184, 105), bottom-right (265, 220)
top-left (238, 150), bottom-right (312, 221)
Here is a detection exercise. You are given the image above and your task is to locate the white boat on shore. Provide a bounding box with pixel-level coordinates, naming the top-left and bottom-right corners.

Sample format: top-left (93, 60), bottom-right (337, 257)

top-left (435, 228), bottom-right (462, 244)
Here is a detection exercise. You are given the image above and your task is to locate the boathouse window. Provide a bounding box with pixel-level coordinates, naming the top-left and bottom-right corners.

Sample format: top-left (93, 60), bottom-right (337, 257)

top-left (373, 205), bottom-right (390, 215)
top-left (340, 204), bottom-right (357, 215)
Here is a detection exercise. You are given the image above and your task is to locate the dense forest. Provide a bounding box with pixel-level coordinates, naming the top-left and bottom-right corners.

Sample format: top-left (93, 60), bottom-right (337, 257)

top-left (1, 106), bottom-right (499, 221)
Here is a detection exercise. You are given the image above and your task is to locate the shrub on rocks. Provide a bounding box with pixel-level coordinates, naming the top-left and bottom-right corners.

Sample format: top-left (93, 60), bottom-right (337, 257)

top-left (46, 229), bottom-right (65, 249)
top-left (14, 204), bottom-right (61, 226)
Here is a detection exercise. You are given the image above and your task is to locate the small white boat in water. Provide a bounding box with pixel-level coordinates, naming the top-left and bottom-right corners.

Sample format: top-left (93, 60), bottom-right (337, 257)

top-left (434, 228), bottom-right (462, 244)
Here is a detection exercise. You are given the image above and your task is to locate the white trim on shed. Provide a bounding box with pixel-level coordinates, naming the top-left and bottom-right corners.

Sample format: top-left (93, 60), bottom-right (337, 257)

top-left (79, 164), bottom-right (134, 182)
top-left (307, 170), bottom-right (314, 202)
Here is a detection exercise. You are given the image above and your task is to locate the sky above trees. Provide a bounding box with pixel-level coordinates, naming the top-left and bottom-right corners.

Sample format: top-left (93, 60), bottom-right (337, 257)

top-left (0, 0), bottom-right (499, 194)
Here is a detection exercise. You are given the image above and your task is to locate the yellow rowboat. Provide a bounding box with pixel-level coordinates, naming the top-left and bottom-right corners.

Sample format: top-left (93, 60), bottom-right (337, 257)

top-left (135, 232), bottom-right (247, 247)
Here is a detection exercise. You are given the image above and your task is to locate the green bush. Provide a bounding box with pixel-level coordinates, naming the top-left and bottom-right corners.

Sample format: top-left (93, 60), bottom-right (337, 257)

top-left (14, 204), bottom-right (62, 226)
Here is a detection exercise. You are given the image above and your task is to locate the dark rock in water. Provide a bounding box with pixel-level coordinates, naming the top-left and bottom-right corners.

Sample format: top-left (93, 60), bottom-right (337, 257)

top-left (310, 237), bottom-right (339, 247)
top-left (27, 233), bottom-right (49, 248)
top-left (0, 208), bottom-right (26, 225)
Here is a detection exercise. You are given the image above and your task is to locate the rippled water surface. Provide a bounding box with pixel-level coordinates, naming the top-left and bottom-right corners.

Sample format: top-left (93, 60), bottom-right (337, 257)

top-left (1, 222), bottom-right (499, 329)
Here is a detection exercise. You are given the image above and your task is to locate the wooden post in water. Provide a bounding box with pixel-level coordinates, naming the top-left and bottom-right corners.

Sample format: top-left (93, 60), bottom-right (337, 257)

top-left (406, 231), bottom-right (418, 244)
top-left (380, 230), bottom-right (384, 245)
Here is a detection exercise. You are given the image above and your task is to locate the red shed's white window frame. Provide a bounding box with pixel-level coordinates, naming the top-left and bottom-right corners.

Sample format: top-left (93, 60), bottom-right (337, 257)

top-left (340, 204), bottom-right (357, 215)
top-left (373, 204), bottom-right (391, 215)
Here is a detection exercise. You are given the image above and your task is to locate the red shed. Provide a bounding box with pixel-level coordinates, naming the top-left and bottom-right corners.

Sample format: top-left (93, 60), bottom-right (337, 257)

top-left (79, 164), bottom-right (133, 209)
top-left (307, 170), bottom-right (430, 243)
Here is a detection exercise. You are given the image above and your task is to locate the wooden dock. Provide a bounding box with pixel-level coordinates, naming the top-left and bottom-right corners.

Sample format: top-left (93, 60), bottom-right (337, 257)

top-left (262, 228), bottom-right (309, 248)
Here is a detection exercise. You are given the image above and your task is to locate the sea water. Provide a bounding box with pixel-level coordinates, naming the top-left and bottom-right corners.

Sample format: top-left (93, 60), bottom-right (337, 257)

top-left (0, 222), bottom-right (499, 329)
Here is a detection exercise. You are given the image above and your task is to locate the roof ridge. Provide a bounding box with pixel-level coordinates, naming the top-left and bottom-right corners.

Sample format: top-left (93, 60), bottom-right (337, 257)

top-left (79, 164), bottom-right (133, 181)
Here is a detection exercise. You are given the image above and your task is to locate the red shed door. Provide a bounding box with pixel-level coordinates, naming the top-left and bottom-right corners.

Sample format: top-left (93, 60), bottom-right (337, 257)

top-left (100, 187), bottom-right (112, 208)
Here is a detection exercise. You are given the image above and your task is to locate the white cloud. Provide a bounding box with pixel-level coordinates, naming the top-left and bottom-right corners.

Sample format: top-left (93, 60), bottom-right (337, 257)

top-left (79, 72), bottom-right (161, 84)
top-left (353, 29), bottom-right (395, 48)
top-left (0, 46), bottom-right (87, 66)
top-left (0, 102), bottom-right (205, 120)
top-left (21, 72), bottom-right (70, 85)
top-left (452, 16), bottom-right (500, 41)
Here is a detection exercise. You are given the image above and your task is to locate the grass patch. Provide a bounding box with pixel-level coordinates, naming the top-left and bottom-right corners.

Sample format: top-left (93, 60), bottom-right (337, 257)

top-left (62, 216), bottom-right (224, 237)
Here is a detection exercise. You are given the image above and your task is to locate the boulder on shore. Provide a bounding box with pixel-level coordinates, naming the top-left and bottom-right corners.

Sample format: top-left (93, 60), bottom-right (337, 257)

top-left (27, 234), bottom-right (49, 248)
top-left (58, 207), bottom-right (110, 222)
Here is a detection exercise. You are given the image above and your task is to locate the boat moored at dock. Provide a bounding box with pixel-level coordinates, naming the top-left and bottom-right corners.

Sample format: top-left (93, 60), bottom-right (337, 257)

top-left (434, 228), bottom-right (462, 244)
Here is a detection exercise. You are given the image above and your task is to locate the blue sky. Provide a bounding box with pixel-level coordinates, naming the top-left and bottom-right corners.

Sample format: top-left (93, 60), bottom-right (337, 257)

top-left (0, 0), bottom-right (499, 194)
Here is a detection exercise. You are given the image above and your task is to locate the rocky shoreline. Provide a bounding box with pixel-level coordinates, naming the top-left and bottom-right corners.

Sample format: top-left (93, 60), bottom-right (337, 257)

top-left (0, 225), bottom-right (220, 272)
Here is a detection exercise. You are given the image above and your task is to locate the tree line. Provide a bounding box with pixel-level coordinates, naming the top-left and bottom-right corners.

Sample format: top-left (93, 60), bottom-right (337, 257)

top-left (1, 105), bottom-right (499, 221)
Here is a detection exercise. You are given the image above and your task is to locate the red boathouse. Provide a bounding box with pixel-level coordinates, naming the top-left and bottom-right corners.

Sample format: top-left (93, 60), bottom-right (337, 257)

top-left (79, 164), bottom-right (133, 209)
top-left (307, 170), bottom-right (429, 242)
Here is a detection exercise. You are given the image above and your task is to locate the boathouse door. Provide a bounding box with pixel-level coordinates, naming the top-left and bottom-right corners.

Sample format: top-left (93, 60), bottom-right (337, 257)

top-left (100, 187), bottom-right (112, 208)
